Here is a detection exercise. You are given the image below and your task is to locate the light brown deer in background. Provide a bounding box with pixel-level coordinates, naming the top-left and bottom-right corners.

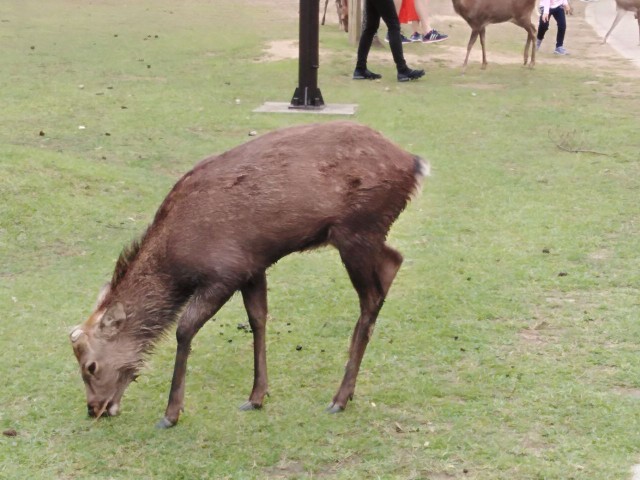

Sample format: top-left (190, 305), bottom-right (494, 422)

top-left (452, 0), bottom-right (538, 70)
top-left (602, 0), bottom-right (640, 45)
top-left (322, 0), bottom-right (349, 31)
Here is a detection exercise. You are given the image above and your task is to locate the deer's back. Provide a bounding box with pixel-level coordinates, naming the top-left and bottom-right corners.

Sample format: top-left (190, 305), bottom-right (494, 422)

top-left (141, 122), bottom-right (419, 282)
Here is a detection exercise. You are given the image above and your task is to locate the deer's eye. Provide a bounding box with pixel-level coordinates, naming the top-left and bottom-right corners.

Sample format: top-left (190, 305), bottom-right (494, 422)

top-left (86, 362), bottom-right (98, 376)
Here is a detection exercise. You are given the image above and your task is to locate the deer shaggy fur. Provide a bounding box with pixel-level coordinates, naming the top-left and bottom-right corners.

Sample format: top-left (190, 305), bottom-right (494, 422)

top-left (70, 121), bottom-right (429, 428)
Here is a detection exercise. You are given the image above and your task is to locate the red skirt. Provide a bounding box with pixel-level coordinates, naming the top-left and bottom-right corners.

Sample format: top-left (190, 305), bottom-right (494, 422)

top-left (398, 0), bottom-right (419, 23)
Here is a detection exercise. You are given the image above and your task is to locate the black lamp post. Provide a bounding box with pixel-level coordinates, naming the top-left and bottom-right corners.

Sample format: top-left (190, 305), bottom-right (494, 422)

top-left (289, 0), bottom-right (325, 109)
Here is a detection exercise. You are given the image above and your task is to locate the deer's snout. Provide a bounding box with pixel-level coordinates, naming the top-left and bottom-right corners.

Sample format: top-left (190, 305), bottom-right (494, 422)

top-left (87, 401), bottom-right (120, 418)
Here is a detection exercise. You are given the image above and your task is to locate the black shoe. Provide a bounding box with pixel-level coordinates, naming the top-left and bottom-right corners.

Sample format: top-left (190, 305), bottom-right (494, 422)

top-left (385, 32), bottom-right (412, 44)
top-left (397, 68), bottom-right (425, 82)
top-left (353, 68), bottom-right (382, 80)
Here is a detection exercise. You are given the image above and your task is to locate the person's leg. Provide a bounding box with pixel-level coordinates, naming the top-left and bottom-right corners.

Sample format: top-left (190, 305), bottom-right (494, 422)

top-left (377, 0), bottom-right (409, 71)
top-left (414, 0), bottom-right (431, 33)
top-left (414, 0), bottom-right (448, 42)
top-left (537, 8), bottom-right (549, 41)
top-left (552, 6), bottom-right (567, 48)
top-left (356, 0), bottom-right (381, 70)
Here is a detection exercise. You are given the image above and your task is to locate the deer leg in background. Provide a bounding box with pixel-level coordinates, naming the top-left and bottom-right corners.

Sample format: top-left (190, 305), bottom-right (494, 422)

top-left (528, 24), bottom-right (537, 66)
top-left (463, 30), bottom-right (480, 70)
top-left (517, 18), bottom-right (536, 66)
top-left (328, 243), bottom-right (403, 413)
top-left (157, 285), bottom-right (235, 428)
top-left (239, 272), bottom-right (269, 411)
top-left (603, 10), bottom-right (626, 43)
top-left (479, 27), bottom-right (488, 69)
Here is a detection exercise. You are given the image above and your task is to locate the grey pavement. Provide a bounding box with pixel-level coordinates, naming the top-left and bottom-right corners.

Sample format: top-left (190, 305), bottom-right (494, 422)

top-left (584, 0), bottom-right (640, 68)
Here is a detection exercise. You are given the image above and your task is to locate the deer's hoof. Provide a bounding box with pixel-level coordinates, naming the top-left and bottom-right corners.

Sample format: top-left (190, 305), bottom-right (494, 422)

top-left (325, 402), bottom-right (345, 414)
top-left (239, 401), bottom-right (262, 411)
top-left (155, 417), bottom-right (176, 429)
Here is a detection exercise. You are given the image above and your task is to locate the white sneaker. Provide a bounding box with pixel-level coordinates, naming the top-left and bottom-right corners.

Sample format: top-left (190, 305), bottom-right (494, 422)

top-left (554, 46), bottom-right (569, 55)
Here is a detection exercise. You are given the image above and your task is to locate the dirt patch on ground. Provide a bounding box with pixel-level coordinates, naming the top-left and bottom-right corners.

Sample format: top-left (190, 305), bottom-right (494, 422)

top-left (257, 39), bottom-right (331, 63)
top-left (259, 0), bottom-right (639, 78)
top-left (257, 39), bottom-right (301, 63)
top-left (452, 82), bottom-right (507, 90)
top-left (262, 458), bottom-right (307, 478)
top-left (613, 386), bottom-right (640, 399)
top-left (519, 328), bottom-right (547, 345)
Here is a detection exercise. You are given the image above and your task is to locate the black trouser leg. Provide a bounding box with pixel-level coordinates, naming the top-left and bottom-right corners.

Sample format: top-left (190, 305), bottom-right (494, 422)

top-left (356, 0), bottom-right (408, 72)
top-left (356, 0), bottom-right (381, 70)
top-left (377, 0), bottom-right (408, 71)
top-left (537, 10), bottom-right (549, 41)
top-left (552, 7), bottom-right (566, 47)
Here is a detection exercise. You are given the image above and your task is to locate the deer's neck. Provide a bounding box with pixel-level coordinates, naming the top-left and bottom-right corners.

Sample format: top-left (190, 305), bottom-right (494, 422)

top-left (114, 272), bottom-right (189, 351)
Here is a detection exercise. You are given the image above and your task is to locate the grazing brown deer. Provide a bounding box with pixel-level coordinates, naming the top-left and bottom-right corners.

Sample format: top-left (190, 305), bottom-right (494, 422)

top-left (452, 0), bottom-right (538, 70)
top-left (69, 121), bottom-right (429, 428)
top-left (602, 0), bottom-right (640, 45)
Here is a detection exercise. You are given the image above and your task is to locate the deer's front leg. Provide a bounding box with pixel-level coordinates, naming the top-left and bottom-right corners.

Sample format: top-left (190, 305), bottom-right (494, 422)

top-left (238, 271), bottom-right (269, 411)
top-left (156, 285), bottom-right (233, 428)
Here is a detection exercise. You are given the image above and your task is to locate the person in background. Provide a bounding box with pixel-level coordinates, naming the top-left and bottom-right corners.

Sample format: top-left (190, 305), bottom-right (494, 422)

top-left (353, 0), bottom-right (426, 82)
top-left (397, 0), bottom-right (449, 43)
top-left (537, 0), bottom-right (572, 55)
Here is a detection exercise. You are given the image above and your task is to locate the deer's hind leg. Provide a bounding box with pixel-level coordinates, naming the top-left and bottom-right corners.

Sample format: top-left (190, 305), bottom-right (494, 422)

top-left (328, 242), bottom-right (403, 413)
top-left (515, 18), bottom-right (537, 67)
top-left (463, 30), bottom-right (480, 71)
top-left (239, 271), bottom-right (269, 411)
top-left (603, 10), bottom-right (626, 44)
top-left (528, 23), bottom-right (537, 67)
top-left (479, 27), bottom-right (488, 69)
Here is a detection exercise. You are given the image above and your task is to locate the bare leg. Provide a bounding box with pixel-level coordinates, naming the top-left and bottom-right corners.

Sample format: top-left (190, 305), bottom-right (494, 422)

top-left (414, 0), bottom-right (431, 33)
top-left (157, 285), bottom-right (234, 428)
top-left (238, 272), bottom-right (269, 411)
top-left (328, 244), bottom-right (403, 413)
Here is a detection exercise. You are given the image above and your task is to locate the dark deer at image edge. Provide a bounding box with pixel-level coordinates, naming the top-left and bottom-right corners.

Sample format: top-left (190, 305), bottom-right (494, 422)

top-left (69, 121), bottom-right (430, 428)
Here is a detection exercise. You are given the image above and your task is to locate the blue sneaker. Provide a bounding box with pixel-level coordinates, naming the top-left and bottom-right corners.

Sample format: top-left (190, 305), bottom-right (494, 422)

top-left (410, 32), bottom-right (422, 42)
top-left (385, 32), bottom-right (411, 44)
top-left (422, 30), bottom-right (448, 43)
top-left (554, 46), bottom-right (569, 55)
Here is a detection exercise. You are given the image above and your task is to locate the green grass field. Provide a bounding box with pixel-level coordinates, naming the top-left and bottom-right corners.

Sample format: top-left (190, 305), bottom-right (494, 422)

top-left (1, 0), bottom-right (640, 478)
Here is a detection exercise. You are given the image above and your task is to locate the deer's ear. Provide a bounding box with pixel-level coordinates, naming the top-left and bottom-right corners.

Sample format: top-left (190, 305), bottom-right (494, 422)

top-left (95, 283), bottom-right (111, 309)
top-left (99, 302), bottom-right (126, 337)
